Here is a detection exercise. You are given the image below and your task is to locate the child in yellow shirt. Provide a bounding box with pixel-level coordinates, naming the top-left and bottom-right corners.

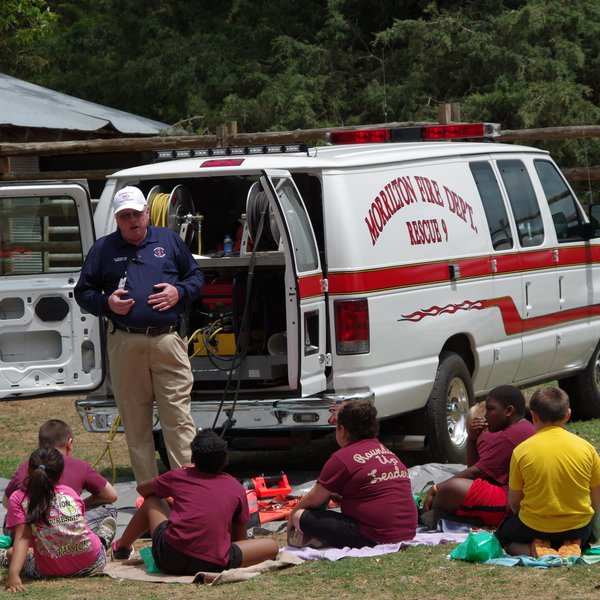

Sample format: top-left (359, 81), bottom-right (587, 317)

top-left (495, 387), bottom-right (600, 557)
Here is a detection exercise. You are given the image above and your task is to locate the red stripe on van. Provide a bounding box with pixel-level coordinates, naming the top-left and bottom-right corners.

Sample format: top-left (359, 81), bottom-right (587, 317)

top-left (493, 253), bottom-right (522, 274)
top-left (298, 274), bottom-right (323, 298)
top-left (481, 296), bottom-right (595, 335)
top-left (556, 244), bottom-right (600, 266)
top-left (518, 249), bottom-right (555, 271)
top-left (328, 260), bottom-right (486, 294)
top-left (327, 246), bottom-right (599, 295)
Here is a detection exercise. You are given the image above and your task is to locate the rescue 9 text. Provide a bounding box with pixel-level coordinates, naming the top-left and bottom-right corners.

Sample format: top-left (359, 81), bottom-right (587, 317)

top-left (364, 174), bottom-right (478, 246)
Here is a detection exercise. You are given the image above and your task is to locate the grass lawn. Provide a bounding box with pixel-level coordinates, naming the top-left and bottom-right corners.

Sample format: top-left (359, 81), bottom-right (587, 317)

top-left (1, 394), bottom-right (600, 598)
top-left (2, 541), bottom-right (600, 599)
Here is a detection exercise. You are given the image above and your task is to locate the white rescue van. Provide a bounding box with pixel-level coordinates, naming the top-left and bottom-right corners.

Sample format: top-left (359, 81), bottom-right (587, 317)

top-left (2, 122), bottom-right (600, 463)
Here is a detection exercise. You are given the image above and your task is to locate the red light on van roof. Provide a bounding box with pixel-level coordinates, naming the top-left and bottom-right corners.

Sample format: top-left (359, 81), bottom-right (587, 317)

top-left (328, 129), bottom-right (391, 145)
top-left (328, 122), bottom-right (500, 145)
top-left (421, 123), bottom-right (498, 140)
top-left (200, 158), bottom-right (245, 168)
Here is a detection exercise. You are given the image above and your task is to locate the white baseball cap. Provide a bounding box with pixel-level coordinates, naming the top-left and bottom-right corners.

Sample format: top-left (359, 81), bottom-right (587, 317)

top-left (113, 186), bottom-right (147, 215)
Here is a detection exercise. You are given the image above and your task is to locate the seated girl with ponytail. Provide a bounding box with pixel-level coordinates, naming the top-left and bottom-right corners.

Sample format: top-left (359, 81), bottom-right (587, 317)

top-left (3, 447), bottom-right (115, 592)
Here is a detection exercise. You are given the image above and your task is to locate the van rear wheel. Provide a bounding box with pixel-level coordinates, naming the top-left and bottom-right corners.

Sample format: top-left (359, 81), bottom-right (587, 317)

top-left (559, 341), bottom-right (600, 420)
top-left (425, 351), bottom-right (474, 464)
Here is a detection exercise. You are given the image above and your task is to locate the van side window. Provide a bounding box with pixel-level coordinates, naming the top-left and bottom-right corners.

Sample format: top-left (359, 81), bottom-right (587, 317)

top-left (0, 195), bottom-right (82, 275)
top-left (497, 159), bottom-right (544, 247)
top-left (271, 176), bottom-right (320, 273)
top-left (533, 159), bottom-right (585, 242)
top-left (469, 162), bottom-right (513, 250)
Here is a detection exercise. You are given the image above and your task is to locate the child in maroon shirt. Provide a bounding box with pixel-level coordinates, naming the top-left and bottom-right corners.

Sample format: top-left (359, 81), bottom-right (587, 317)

top-left (422, 384), bottom-right (535, 528)
top-left (287, 402), bottom-right (417, 548)
top-left (111, 430), bottom-right (278, 574)
top-left (3, 419), bottom-right (117, 536)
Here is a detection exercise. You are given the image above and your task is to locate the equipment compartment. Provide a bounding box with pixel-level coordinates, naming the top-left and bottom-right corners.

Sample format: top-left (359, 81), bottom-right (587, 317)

top-left (188, 264), bottom-right (289, 389)
top-left (131, 173), bottom-right (316, 393)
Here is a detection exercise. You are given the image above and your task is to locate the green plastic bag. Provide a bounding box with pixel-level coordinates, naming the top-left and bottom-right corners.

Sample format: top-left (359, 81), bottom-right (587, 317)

top-left (139, 547), bottom-right (162, 573)
top-left (0, 535), bottom-right (11, 549)
top-left (450, 530), bottom-right (504, 562)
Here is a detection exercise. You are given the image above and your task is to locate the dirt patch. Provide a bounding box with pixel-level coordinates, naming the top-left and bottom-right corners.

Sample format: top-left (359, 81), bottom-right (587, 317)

top-left (0, 395), bottom-right (131, 479)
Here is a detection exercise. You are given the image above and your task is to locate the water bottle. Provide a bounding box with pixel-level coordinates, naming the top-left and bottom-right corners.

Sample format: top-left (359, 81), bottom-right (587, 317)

top-left (223, 233), bottom-right (233, 256)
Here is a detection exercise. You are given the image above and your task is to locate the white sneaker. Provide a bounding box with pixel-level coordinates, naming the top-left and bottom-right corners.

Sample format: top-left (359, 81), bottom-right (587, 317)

top-left (97, 517), bottom-right (117, 550)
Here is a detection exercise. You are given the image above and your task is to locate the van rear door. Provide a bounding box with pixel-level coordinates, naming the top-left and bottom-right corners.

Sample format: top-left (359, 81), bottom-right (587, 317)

top-left (260, 170), bottom-right (327, 395)
top-left (0, 182), bottom-right (103, 398)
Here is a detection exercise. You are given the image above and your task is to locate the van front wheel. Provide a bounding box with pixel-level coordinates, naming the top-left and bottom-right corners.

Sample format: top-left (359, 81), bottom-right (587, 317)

top-left (425, 352), bottom-right (474, 464)
top-left (559, 342), bottom-right (600, 420)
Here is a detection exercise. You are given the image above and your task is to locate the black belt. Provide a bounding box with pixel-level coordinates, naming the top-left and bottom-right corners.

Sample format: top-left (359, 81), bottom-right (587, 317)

top-left (112, 321), bottom-right (178, 336)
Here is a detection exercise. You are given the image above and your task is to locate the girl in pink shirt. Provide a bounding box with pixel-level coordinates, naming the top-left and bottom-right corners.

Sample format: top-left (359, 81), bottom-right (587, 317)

top-left (4, 447), bottom-right (107, 592)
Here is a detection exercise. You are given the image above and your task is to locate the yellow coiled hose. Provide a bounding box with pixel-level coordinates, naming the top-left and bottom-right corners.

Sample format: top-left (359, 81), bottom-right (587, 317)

top-left (149, 192), bottom-right (170, 227)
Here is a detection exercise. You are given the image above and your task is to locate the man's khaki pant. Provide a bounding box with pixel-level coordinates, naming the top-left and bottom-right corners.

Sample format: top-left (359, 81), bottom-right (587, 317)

top-left (108, 328), bottom-right (196, 482)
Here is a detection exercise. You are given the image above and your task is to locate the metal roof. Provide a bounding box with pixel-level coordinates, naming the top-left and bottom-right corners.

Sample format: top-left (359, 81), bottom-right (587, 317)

top-left (0, 72), bottom-right (170, 135)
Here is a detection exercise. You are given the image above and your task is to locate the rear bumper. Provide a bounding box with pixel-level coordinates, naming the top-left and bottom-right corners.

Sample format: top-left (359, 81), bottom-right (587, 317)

top-left (75, 388), bottom-right (375, 433)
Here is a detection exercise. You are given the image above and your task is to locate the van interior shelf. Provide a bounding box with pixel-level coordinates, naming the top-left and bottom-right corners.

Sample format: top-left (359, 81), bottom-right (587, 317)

top-left (194, 251), bottom-right (285, 268)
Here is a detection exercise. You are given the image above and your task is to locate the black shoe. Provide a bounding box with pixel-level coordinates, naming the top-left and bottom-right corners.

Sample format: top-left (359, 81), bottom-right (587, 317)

top-left (111, 540), bottom-right (134, 560)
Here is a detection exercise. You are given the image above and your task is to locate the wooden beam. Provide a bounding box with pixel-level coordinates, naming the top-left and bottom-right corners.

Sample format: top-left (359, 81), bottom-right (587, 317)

top-left (501, 126), bottom-right (600, 142)
top-left (1, 124), bottom-right (600, 159)
top-left (438, 103), bottom-right (452, 125)
top-left (0, 169), bottom-right (114, 181)
top-left (562, 166), bottom-right (600, 181)
top-left (0, 122), bottom-right (426, 158)
top-left (0, 136), bottom-right (218, 157)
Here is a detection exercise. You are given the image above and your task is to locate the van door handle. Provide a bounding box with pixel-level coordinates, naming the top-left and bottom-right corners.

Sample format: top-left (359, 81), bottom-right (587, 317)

top-left (525, 281), bottom-right (531, 310)
top-left (558, 275), bottom-right (564, 306)
top-left (448, 263), bottom-right (461, 280)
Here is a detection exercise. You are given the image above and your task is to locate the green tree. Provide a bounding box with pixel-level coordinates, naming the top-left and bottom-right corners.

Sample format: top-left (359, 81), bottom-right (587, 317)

top-left (374, 0), bottom-right (600, 165)
top-left (17, 0), bottom-right (409, 130)
top-left (0, 0), bottom-right (56, 72)
top-left (6, 0), bottom-right (600, 178)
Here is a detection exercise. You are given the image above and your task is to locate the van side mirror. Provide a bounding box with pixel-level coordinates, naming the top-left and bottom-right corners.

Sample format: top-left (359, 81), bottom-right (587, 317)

top-left (586, 204), bottom-right (600, 239)
top-left (581, 222), bottom-right (595, 240)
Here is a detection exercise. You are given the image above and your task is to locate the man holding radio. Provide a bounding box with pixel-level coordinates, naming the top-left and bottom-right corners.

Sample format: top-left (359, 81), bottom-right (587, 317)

top-left (75, 186), bottom-right (204, 483)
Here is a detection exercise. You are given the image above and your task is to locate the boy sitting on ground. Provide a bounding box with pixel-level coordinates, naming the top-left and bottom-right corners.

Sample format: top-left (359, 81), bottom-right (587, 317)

top-left (111, 430), bottom-right (278, 574)
top-left (422, 385), bottom-right (535, 528)
top-left (495, 386), bottom-right (600, 557)
top-left (2, 419), bottom-right (118, 537)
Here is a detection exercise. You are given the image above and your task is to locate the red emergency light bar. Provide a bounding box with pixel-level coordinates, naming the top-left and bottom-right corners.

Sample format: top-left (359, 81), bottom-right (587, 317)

top-left (327, 122), bottom-right (500, 145)
top-left (327, 129), bottom-right (391, 145)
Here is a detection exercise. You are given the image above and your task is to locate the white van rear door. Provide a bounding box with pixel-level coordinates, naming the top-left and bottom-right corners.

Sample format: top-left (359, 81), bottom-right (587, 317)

top-left (260, 170), bottom-right (327, 396)
top-left (0, 182), bottom-right (103, 398)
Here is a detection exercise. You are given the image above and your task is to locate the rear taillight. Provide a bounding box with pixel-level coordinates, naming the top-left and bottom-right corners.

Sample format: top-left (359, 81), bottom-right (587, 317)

top-left (200, 158), bottom-right (245, 167)
top-left (334, 299), bottom-right (369, 355)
